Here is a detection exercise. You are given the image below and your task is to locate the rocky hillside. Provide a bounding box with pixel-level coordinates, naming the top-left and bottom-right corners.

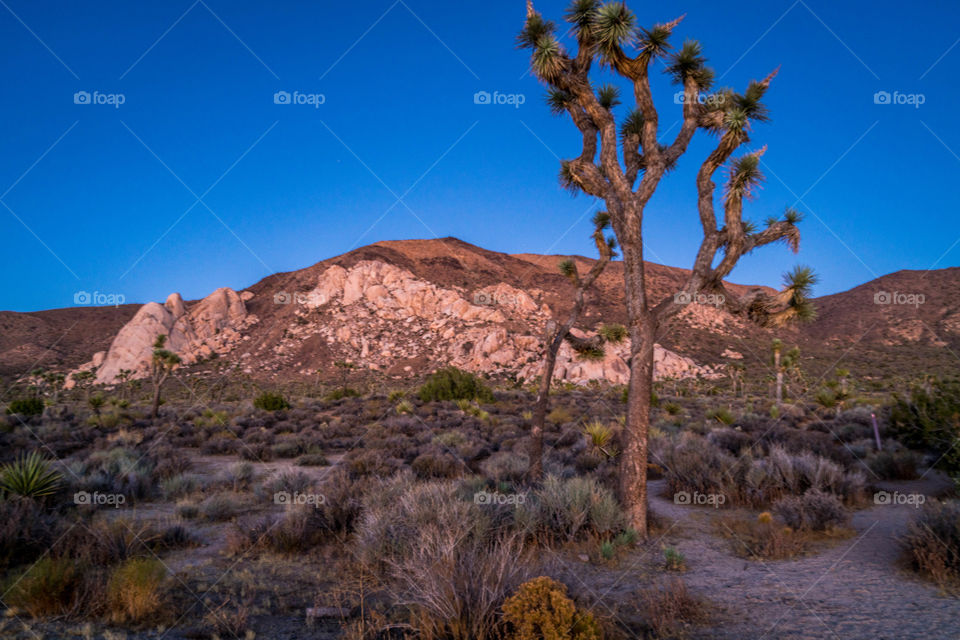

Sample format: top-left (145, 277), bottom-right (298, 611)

top-left (3, 238), bottom-right (959, 386)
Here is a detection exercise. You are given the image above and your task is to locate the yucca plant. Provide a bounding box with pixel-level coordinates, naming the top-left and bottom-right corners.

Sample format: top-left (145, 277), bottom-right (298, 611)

top-left (0, 451), bottom-right (62, 499)
top-left (584, 420), bottom-right (618, 458)
top-left (520, 0), bottom-right (807, 536)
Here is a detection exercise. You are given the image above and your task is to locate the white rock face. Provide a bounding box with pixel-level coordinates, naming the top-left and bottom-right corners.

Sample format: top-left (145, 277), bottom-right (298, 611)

top-left (90, 288), bottom-right (255, 383)
top-left (277, 260), bottom-right (716, 384)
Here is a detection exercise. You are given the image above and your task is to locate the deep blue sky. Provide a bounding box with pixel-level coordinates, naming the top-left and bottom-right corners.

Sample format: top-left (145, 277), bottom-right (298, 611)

top-left (1, 0), bottom-right (958, 311)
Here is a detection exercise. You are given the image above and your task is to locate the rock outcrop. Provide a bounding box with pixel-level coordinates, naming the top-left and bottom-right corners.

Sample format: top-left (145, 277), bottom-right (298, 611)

top-left (87, 288), bottom-right (255, 384)
top-left (255, 260), bottom-right (717, 384)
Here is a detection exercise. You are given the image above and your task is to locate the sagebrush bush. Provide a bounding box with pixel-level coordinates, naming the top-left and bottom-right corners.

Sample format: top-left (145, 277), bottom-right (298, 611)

top-left (902, 501), bottom-right (960, 586)
top-left (773, 489), bottom-right (848, 531)
top-left (502, 576), bottom-right (602, 640)
top-left (637, 578), bottom-right (706, 638)
top-left (253, 391), bottom-right (291, 411)
top-left (419, 367), bottom-right (494, 403)
top-left (106, 558), bottom-right (167, 623)
top-left (518, 476), bottom-right (625, 543)
top-left (0, 499), bottom-right (59, 569)
top-left (867, 449), bottom-right (919, 480)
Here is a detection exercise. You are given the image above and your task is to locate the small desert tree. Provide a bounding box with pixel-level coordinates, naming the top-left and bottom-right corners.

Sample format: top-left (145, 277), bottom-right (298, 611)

top-left (520, 0), bottom-right (806, 533)
top-left (528, 211), bottom-right (619, 480)
top-left (150, 335), bottom-right (181, 419)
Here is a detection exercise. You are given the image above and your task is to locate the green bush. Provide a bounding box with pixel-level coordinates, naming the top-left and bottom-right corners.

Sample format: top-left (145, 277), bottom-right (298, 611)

top-left (419, 367), bottom-right (494, 403)
top-left (6, 397), bottom-right (44, 416)
top-left (5, 557), bottom-right (83, 617)
top-left (902, 501), bottom-right (960, 586)
top-left (889, 379), bottom-right (960, 476)
top-left (253, 391), bottom-right (291, 411)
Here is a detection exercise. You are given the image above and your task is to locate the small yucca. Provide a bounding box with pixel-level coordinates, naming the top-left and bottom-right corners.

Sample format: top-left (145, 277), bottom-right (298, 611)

top-left (0, 451), bottom-right (62, 499)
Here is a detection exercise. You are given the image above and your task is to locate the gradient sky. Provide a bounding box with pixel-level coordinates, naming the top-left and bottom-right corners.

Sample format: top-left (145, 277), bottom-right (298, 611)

top-left (1, 0), bottom-right (958, 311)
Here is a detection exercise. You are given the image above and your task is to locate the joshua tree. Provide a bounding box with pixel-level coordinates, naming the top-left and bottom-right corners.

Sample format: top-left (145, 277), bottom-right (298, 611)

top-left (771, 339), bottom-right (801, 405)
top-left (520, 0), bottom-right (806, 533)
top-left (749, 265), bottom-right (817, 327)
top-left (727, 361), bottom-right (745, 397)
top-left (333, 360), bottom-right (357, 395)
top-left (70, 370), bottom-right (95, 402)
top-left (150, 335), bottom-right (181, 419)
top-left (528, 211), bottom-right (619, 480)
top-left (116, 368), bottom-right (133, 401)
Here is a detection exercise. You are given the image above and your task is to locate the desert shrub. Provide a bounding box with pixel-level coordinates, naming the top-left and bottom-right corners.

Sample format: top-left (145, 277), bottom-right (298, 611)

top-left (902, 500), bottom-right (960, 586)
top-left (706, 407), bottom-right (735, 425)
top-left (6, 397), bottom-right (44, 416)
top-left (419, 367), bottom-right (494, 403)
top-left (161, 473), bottom-right (200, 499)
top-left (346, 449), bottom-right (404, 478)
top-left (106, 558), bottom-right (167, 623)
top-left (547, 406), bottom-right (574, 425)
top-left (4, 557), bottom-right (83, 617)
top-left (637, 578), bottom-right (706, 638)
top-left (199, 493), bottom-right (245, 521)
top-left (75, 447), bottom-right (154, 502)
top-left (706, 428), bottom-right (752, 456)
top-left (411, 449), bottom-right (463, 479)
top-left (519, 476), bottom-right (624, 543)
top-left (867, 449), bottom-right (919, 480)
top-left (889, 378), bottom-right (960, 476)
top-left (0, 499), bottom-right (60, 569)
top-left (481, 451), bottom-right (529, 484)
top-left (719, 512), bottom-right (808, 560)
top-left (663, 546), bottom-right (686, 571)
top-left (58, 519), bottom-right (152, 565)
top-left (0, 451), bottom-right (62, 499)
top-left (253, 391), bottom-right (291, 411)
top-left (502, 576), bottom-right (601, 640)
top-left (773, 489), bottom-right (848, 531)
top-left (296, 452), bottom-right (329, 467)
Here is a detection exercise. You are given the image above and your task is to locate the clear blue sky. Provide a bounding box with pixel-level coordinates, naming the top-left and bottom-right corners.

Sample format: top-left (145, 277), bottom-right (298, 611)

top-left (1, 0), bottom-right (958, 311)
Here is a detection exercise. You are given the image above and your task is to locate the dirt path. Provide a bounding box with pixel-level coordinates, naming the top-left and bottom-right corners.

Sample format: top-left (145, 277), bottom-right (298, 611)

top-left (637, 477), bottom-right (960, 639)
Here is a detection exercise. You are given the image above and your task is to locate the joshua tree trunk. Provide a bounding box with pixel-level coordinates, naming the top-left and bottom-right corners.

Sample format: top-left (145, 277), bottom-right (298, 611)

top-left (529, 335), bottom-right (560, 480)
top-left (774, 351), bottom-right (783, 406)
top-left (621, 295), bottom-right (656, 533)
top-left (151, 375), bottom-right (163, 419)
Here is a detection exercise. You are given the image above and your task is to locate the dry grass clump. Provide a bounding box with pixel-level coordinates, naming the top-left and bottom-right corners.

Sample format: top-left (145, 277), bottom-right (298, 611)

top-left (902, 500), bottom-right (960, 587)
top-left (636, 577), bottom-right (708, 639)
top-left (106, 557), bottom-right (167, 623)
